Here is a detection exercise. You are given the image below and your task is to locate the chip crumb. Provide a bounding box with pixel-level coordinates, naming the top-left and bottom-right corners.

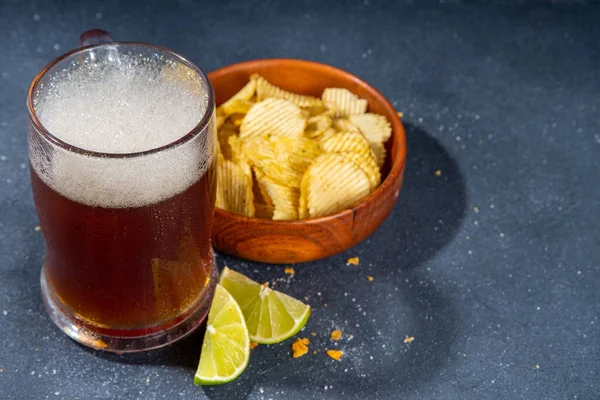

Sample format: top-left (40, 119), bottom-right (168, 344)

top-left (535, 364), bottom-right (540, 369)
top-left (404, 336), bottom-right (415, 344)
top-left (250, 342), bottom-right (259, 349)
top-left (34, 348), bottom-right (38, 352)
top-left (324, 303), bottom-right (328, 307)
top-left (311, 332), bottom-right (317, 337)
top-left (262, 282), bottom-right (268, 288)
top-left (367, 276), bottom-right (374, 281)
top-left (284, 267), bottom-right (295, 275)
top-left (34, 226), bottom-right (41, 231)
top-left (434, 169), bottom-right (442, 177)
top-left (348, 335), bottom-right (354, 339)
top-left (473, 206), bottom-right (480, 213)
top-left (397, 111), bottom-right (404, 118)
top-left (292, 338), bottom-right (310, 358)
top-left (330, 329), bottom-right (342, 341)
top-left (0, 368), bottom-right (3, 373)
top-left (463, 353), bottom-right (467, 357)
top-left (313, 350), bottom-right (317, 354)
top-left (346, 257), bottom-right (360, 266)
top-left (298, 338), bottom-right (310, 345)
top-left (146, 377), bottom-right (150, 383)
top-left (326, 349), bottom-right (343, 361)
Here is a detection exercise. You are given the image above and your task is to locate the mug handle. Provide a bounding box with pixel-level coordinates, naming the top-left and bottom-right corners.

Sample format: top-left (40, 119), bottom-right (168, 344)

top-left (80, 29), bottom-right (113, 47)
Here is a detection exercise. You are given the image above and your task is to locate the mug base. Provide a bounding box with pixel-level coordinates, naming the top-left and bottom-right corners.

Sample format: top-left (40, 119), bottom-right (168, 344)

top-left (40, 252), bottom-right (217, 354)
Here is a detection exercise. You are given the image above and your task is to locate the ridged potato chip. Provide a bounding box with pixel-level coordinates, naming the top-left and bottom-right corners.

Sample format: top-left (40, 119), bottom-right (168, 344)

top-left (216, 156), bottom-right (255, 217)
top-left (219, 99), bottom-right (254, 116)
top-left (230, 113), bottom-right (245, 127)
top-left (371, 141), bottom-right (387, 168)
top-left (252, 74), bottom-right (323, 108)
top-left (339, 151), bottom-right (381, 190)
top-left (240, 98), bottom-right (307, 139)
top-left (321, 131), bottom-right (374, 159)
top-left (216, 114), bottom-right (226, 130)
top-left (308, 104), bottom-right (330, 117)
top-left (227, 136), bottom-right (252, 177)
top-left (298, 172), bottom-right (309, 220)
top-left (322, 88), bottom-right (368, 117)
top-left (280, 137), bottom-right (321, 167)
top-left (305, 114), bottom-right (333, 139)
top-left (251, 170), bottom-right (274, 220)
top-left (217, 127), bottom-right (237, 160)
top-left (220, 79), bottom-right (256, 106)
top-left (217, 149), bottom-right (225, 164)
top-left (318, 128), bottom-right (338, 143)
top-left (300, 108), bottom-right (310, 119)
top-left (300, 153), bottom-right (371, 218)
top-left (332, 118), bottom-right (361, 134)
top-left (252, 169), bottom-right (272, 204)
top-left (242, 135), bottom-right (321, 188)
top-left (254, 168), bottom-right (299, 220)
top-left (220, 120), bottom-right (238, 132)
top-left (349, 113), bottom-right (392, 144)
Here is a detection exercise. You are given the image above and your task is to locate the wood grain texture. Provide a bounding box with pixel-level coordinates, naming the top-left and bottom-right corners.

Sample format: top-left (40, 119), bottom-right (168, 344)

top-left (208, 59), bottom-right (406, 264)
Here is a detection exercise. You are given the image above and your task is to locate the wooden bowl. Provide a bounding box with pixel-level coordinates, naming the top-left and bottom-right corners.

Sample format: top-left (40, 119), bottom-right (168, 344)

top-left (208, 59), bottom-right (406, 264)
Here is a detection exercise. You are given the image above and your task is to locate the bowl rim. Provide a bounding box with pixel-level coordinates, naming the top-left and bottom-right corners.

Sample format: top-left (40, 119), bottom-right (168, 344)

top-left (208, 58), bottom-right (407, 225)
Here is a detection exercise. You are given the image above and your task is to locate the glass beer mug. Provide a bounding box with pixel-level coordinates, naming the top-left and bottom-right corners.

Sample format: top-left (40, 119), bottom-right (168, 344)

top-left (26, 30), bottom-right (218, 352)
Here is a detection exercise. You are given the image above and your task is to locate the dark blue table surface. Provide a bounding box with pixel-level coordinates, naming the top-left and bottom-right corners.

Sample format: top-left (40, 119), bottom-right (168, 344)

top-left (1, 1), bottom-right (599, 399)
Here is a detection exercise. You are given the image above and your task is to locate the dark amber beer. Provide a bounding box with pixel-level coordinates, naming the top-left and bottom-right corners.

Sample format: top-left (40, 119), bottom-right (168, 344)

top-left (27, 42), bottom-right (217, 352)
top-left (31, 164), bottom-right (216, 329)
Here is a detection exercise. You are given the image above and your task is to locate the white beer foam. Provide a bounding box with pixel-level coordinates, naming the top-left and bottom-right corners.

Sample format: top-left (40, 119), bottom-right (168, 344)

top-left (31, 50), bottom-right (215, 208)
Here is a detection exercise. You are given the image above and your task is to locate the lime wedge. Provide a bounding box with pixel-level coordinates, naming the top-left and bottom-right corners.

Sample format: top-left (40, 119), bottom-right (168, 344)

top-left (219, 267), bottom-right (311, 344)
top-left (194, 284), bottom-right (250, 385)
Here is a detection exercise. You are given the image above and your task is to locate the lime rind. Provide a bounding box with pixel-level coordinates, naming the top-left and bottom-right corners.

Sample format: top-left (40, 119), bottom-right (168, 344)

top-left (194, 284), bottom-right (250, 385)
top-left (219, 267), bottom-right (311, 344)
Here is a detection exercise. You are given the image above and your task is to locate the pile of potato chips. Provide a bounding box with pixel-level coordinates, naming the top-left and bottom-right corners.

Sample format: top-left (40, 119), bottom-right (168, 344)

top-left (215, 74), bottom-right (392, 220)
